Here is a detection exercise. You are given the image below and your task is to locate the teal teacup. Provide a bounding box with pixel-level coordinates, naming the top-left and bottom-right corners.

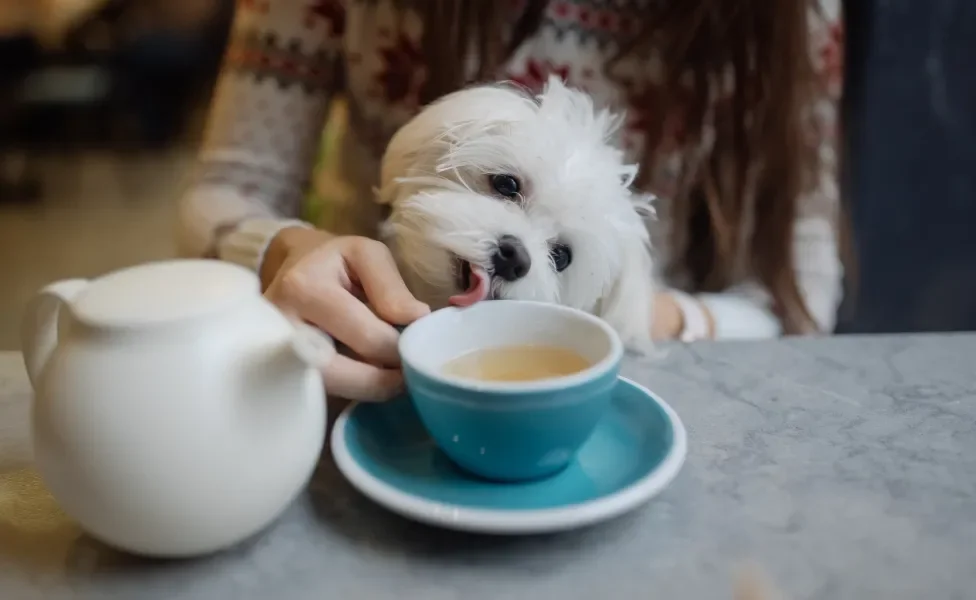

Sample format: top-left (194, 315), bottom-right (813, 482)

top-left (398, 301), bottom-right (622, 481)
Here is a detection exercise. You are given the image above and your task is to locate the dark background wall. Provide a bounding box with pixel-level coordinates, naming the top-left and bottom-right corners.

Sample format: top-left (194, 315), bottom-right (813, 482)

top-left (839, 0), bottom-right (976, 333)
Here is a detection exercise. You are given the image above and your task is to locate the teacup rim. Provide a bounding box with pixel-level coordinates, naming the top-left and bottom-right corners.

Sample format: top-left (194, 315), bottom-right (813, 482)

top-left (398, 300), bottom-right (623, 394)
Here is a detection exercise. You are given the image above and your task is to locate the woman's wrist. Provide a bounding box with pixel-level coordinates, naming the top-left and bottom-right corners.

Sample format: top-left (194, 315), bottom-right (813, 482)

top-left (260, 226), bottom-right (331, 290)
top-left (216, 218), bottom-right (314, 283)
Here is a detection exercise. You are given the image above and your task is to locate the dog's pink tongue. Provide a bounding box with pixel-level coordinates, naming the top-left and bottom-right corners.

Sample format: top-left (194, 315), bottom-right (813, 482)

top-left (449, 265), bottom-right (489, 307)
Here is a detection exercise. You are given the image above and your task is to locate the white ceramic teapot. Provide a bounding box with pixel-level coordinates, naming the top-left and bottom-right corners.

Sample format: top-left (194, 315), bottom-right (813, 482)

top-left (21, 260), bottom-right (333, 557)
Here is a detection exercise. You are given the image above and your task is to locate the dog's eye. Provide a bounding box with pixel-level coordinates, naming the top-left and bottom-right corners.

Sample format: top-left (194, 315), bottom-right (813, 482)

top-left (489, 174), bottom-right (520, 198)
top-left (549, 243), bottom-right (572, 272)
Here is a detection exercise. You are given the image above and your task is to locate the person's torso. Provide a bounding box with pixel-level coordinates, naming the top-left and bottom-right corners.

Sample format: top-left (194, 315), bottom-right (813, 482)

top-left (313, 0), bottom-right (840, 284)
top-left (335, 0), bottom-right (689, 196)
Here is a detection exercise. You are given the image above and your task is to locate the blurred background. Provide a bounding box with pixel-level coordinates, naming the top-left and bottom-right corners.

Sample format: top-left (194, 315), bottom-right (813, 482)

top-left (0, 0), bottom-right (974, 349)
top-left (0, 0), bottom-right (232, 347)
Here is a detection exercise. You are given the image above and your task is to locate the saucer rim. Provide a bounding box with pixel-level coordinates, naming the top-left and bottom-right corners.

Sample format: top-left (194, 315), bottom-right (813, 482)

top-left (330, 377), bottom-right (687, 535)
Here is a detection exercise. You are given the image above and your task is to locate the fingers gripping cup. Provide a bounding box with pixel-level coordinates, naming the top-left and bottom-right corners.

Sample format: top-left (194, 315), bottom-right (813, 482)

top-left (398, 301), bottom-right (623, 481)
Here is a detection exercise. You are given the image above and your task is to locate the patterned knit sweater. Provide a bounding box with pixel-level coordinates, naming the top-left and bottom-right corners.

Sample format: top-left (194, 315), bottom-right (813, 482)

top-left (179, 0), bottom-right (844, 339)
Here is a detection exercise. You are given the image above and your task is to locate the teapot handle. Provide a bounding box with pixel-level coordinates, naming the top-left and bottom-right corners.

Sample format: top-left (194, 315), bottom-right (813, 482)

top-left (21, 279), bottom-right (89, 389)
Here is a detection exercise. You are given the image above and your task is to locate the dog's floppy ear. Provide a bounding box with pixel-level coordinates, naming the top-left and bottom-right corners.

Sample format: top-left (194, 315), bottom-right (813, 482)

top-left (597, 222), bottom-right (655, 354)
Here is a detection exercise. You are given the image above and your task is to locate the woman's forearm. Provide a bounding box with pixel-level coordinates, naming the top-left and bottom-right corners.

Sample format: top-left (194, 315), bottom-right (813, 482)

top-left (177, 0), bottom-right (345, 259)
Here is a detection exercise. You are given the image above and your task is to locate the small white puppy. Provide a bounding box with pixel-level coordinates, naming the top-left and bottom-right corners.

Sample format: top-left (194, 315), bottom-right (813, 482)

top-left (377, 76), bottom-right (654, 349)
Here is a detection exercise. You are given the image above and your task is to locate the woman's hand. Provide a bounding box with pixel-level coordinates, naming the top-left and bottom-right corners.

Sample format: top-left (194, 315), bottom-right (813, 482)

top-left (651, 292), bottom-right (684, 340)
top-left (651, 292), bottom-right (715, 340)
top-left (262, 227), bottom-right (429, 401)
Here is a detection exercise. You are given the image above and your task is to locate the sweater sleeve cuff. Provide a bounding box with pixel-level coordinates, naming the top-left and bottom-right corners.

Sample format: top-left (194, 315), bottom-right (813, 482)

top-left (217, 218), bottom-right (313, 273)
top-left (697, 293), bottom-right (782, 340)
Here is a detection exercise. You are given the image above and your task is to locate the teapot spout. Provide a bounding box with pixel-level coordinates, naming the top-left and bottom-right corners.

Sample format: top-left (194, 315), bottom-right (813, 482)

top-left (287, 321), bottom-right (336, 370)
top-left (247, 321), bottom-right (334, 409)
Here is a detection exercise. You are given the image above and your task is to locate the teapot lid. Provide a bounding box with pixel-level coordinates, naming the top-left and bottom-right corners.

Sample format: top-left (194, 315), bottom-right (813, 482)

top-left (72, 260), bottom-right (259, 328)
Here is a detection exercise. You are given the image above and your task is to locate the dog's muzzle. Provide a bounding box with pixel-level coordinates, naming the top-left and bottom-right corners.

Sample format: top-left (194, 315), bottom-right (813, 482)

top-left (491, 235), bottom-right (531, 282)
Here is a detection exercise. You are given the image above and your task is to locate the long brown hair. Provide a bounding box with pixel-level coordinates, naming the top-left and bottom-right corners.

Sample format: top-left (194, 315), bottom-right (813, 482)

top-left (410, 0), bottom-right (830, 333)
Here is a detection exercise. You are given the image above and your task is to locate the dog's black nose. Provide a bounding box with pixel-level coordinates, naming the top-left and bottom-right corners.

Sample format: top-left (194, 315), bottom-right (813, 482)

top-left (492, 235), bottom-right (531, 281)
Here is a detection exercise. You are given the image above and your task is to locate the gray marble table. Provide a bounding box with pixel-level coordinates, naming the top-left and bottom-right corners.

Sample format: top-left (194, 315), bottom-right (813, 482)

top-left (1, 335), bottom-right (974, 600)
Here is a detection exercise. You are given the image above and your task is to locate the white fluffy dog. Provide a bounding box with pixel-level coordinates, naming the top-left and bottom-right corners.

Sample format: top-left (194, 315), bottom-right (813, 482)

top-left (377, 76), bottom-right (654, 349)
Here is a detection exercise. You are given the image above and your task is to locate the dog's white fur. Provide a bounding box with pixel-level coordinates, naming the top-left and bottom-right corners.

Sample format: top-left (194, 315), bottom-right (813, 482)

top-left (377, 76), bottom-right (654, 349)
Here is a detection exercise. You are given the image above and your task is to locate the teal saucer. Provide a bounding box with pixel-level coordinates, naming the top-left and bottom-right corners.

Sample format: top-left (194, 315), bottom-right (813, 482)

top-left (331, 377), bottom-right (687, 534)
